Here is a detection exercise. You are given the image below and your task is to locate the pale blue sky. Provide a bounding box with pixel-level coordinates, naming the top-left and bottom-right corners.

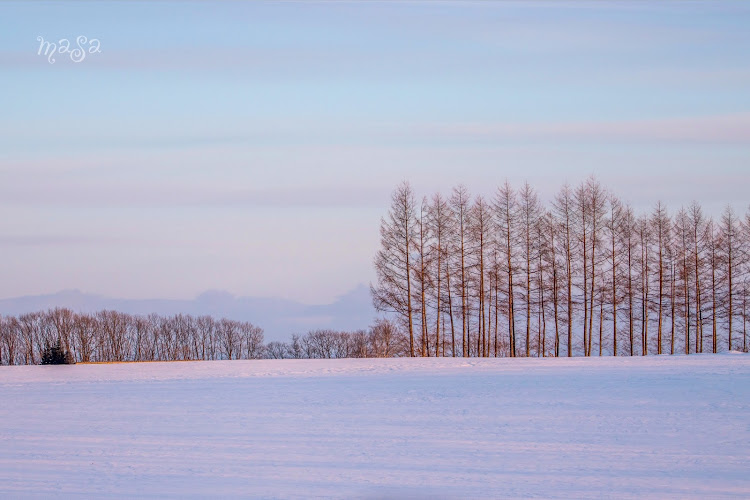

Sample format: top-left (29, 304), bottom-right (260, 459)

top-left (1, 1), bottom-right (749, 303)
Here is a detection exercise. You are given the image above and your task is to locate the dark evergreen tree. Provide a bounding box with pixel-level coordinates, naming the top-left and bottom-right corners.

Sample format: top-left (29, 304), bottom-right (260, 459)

top-left (40, 337), bottom-right (75, 365)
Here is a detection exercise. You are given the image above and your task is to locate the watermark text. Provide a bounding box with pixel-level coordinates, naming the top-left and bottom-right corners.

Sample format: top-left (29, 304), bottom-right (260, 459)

top-left (37, 35), bottom-right (101, 64)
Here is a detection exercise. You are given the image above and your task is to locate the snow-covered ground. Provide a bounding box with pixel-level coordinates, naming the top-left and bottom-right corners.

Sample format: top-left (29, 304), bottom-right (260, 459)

top-left (1, 355), bottom-right (749, 499)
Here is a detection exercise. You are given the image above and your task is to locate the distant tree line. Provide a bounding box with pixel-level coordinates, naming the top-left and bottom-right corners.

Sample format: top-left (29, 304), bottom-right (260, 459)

top-left (372, 178), bottom-right (750, 357)
top-left (0, 309), bottom-right (409, 364)
top-left (265, 319), bottom-right (407, 359)
top-left (0, 309), bottom-right (264, 365)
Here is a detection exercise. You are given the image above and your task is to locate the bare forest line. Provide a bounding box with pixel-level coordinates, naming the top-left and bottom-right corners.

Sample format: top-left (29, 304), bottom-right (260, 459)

top-left (0, 307), bottom-right (408, 364)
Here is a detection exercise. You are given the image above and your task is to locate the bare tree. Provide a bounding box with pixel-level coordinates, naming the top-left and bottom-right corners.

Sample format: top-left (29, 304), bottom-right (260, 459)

top-left (451, 185), bottom-right (472, 357)
top-left (536, 211), bottom-right (556, 357)
top-left (675, 208), bottom-right (692, 354)
top-left (218, 318), bottom-right (241, 360)
top-left (652, 202), bottom-right (670, 355)
top-left (469, 196), bottom-right (493, 357)
top-left (605, 195), bottom-right (624, 356)
top-left (241, 322), bottom-right (264, 359)
top-left (47, 308), bottom-right (75, 358)
top-left (195, 316), bottom-right (215, 360)
top-left (1, 316), bottom-right (20, 365)
top-left (495, 181), bottom-right (519, 357)
top-left (575, 182), bottom-right (590, 356)
top-left (348, 330), bottom-right (370, 358)
top-left (720, 205), bottom-right (742, 351)
top-left (636, 215), bottom-right (652, 355)
top-left (130, 315), bottom-right (150, 361)
top-left (519, 182), bottom-right (541, 357)
top-left (372, 182), bottom-right (418, 357)
top-left (265, 341), bottom-right (289, 359)
top-left (18, 312), bottom-right (43, 365)
top-left (689, 202), bottom-right (707, 353)
top-left (582, 177), bottom-right (607, 356)
top-left (742, 279), bottom-right (749, 352)
top-left (707, 219), bottom-right (720, 353)
top-left (413, 197), bottom-right (433, 357)
top-left (543, 210), bottom-right (562, 357)
top-left (553, 185), bottom-right (576, 357)
top-left (428, 193), bottom-right (455, 357)
top-left (369, 318), bottom-right (402, 357)
top-left (288, 334), bottom-right (304, 359)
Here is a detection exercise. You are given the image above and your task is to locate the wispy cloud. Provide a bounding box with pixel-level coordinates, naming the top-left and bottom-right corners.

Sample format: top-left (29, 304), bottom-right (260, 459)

top-left (0, 183), bottom-right (387, 209)
top-left (0, 234), bottom-right (116, 247)
top-left (424, 113), bottom-right (750, 145)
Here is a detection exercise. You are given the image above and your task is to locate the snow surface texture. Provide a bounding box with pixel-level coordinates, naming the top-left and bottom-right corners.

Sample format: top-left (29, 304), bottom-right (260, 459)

top-left (1, 355), bottom-right (749, 499)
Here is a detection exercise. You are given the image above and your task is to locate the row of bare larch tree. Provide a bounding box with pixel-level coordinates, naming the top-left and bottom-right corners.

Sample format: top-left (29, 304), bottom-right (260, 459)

top-left (372, 178), bottom-right (749, 358)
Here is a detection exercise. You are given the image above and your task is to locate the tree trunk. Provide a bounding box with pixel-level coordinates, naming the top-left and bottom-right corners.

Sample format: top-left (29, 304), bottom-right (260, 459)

top-left (628, 235), bottom-right (634, 356)
top-left (447, 258), bottom-right (456, 357)
top-left (611, 211), bottom-right (618, 357)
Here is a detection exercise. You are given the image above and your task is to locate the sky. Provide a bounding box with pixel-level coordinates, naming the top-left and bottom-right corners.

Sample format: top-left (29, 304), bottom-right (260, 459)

top-left (1, 1), bottom-right (749, 304)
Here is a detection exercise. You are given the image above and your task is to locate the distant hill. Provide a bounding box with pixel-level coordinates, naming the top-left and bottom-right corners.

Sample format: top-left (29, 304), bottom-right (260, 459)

top-left (0, 284), bottom-right (378, 342)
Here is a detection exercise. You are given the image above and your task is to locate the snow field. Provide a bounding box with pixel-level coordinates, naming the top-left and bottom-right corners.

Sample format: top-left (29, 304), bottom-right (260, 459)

top-left (1, 355), bottom-right (749, 498)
